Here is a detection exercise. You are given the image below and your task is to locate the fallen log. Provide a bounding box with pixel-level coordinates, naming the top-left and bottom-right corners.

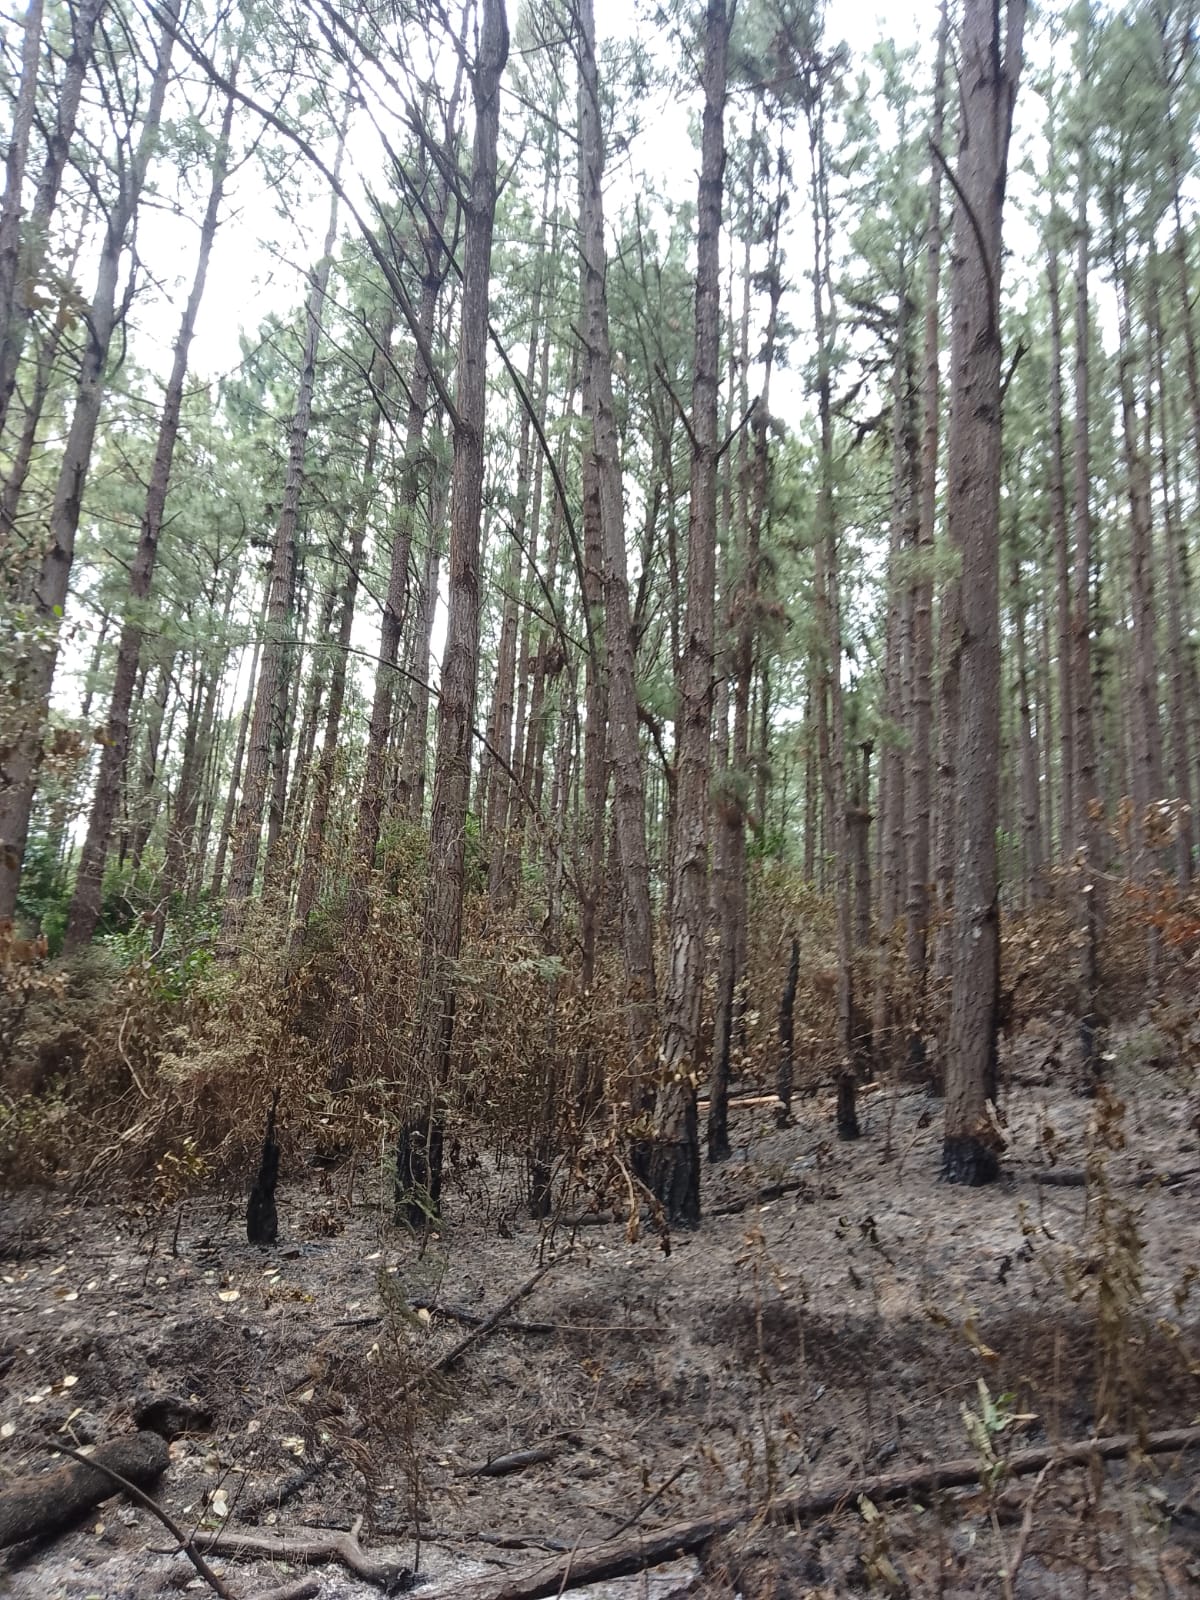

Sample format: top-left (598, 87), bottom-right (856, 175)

top-left (0, 1431), bottom-right (170, 1551)
top-left (414, 1426), bottom-right (1200, 1600)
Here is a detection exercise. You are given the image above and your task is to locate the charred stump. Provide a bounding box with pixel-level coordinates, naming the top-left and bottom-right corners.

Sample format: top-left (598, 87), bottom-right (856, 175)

top-left (246, 1087), bottom-right (280, 1246)
top-left (395, 1105), bottom-right (444, 1227)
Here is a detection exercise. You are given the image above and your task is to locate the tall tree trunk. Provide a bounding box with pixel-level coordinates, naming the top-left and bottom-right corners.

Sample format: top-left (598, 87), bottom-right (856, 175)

top-left (397, 0), bottom-right (508, 1223)
top-left (652, 0), bottom-right (731, 1224)
top-left (1149, 264), bottom-right (1195, 884)
top-left (65, 76), bottom-right (237, 950)
top-left (941, 0), bottom-right (1026, 1186)
top-left (908, 0), bottom-right (953, 1024)
top-left (807, 69), bottom-right (858, 1141)
top-left (577, 0), bottom-right (658, 1114)
top-left (1046, 226), bottom-right (1075, 859)
top-left (1115, 250), bottom-right (1163, 889)
top-left (1070, 5), bottom-right (1103, 1083)
top-left (709, 181), bottom-right (783, 1162)
top-left (0, 0), bottom-right (177, 923)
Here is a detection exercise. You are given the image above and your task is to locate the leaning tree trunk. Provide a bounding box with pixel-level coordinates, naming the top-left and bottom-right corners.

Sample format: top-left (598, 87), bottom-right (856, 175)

top-left (0, 0), bottom-right (104, 444)
top-left (652, 0), bottom-right (732, 1225)
top-left (396, 0), bottom-right (508, 1224)
top-left (65, 75), bottom-right (237, 951)
top-left (941, 0), bottom-right (1026, 1185)
top-left (0, 0), bottom-right (44, 429)
top-left (0, 0), bottom-right (177, 924)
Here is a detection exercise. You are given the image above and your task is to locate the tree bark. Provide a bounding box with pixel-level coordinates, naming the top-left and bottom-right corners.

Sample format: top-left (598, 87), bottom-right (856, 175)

top-left (941, 0), bottom-right (1026, 1185)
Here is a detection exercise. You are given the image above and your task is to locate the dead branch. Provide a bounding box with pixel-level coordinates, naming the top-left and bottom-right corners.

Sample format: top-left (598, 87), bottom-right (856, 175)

top-left (33, 1437), bottom-right (232, 1600)
top-left (414, 1426), bottom-right (1200, 1600)
top-left (458, 1445), bottom-right (561, 1478)
top-left (190, 1516), bottom-right (409, 1588)
top-left (0, 1432), bottom-right (170, 1553)
top-left (422, 1259), bottom-right (561, 1380)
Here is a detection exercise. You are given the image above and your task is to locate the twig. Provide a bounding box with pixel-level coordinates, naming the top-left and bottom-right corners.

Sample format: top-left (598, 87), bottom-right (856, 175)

top-left (45, 1439), bottom-right (235, 1600)
top-left (413, 1426), bottom-right (1200, 1600)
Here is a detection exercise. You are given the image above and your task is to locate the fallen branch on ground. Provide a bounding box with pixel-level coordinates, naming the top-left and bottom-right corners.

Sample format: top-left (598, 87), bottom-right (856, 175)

top-left (458, 1445), bottom-right (561, 1478)
top-left (420, 1259), bottom-right (561, 1383)
top-left (1032, 1166), bottom-right (1200, 1190)
top-left (33, 1437), bottom-right (233, 1600)
top-left (189, 1515), bottom-right (410, 1588)
top-left (0, 1432), bottom-right (170, 1552)
top-left (413, 1426), bottom-right (1200, 1600)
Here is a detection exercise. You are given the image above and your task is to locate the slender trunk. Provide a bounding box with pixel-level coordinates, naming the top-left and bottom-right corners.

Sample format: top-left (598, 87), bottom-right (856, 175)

top-left (808, 81), bottom-right (858, 1140)
top-left (65, 78), bottom-right (237, 950)
top-left (397, 511), bottom-right (447, 825)
top-left (1150, 267), bottom-right (1194, 883)
top-left (1047, 231), bottom-right (1075, 858)
top-left (209, 632), bottom-right (261, 900)
top-left (292, 352), bottom-right (390, 942)
top-left (347, 179), bottom-right (453, 935)
top-left (221, 98), bottom-right (349, 931)
top-left (1010, 527), bottom-right (1043, 903)
top-left (577, 0), bottom-right (658, 1111)
top-left (1070, 7), bottom-right (1102, 1083)
top-left (652, 0), bottom-right (731, 1224)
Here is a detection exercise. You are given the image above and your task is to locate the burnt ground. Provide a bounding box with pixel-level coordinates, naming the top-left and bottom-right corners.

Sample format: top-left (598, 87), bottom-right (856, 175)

top-left (1, 1016), bottom-right (1198, 1600)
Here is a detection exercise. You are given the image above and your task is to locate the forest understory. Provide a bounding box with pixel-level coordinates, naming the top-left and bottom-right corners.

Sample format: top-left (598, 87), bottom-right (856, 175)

top-left (1, 1013), bottom-right (1198, 1600)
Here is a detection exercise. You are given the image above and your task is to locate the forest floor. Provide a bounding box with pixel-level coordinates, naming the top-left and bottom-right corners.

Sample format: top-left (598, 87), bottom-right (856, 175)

top-left (1, 1014), bottom-right (1199, 1600)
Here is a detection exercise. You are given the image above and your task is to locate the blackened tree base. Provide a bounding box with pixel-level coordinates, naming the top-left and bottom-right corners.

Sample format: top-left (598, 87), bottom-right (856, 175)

top-left (941, 1135), bottom-right (1000, 1186)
